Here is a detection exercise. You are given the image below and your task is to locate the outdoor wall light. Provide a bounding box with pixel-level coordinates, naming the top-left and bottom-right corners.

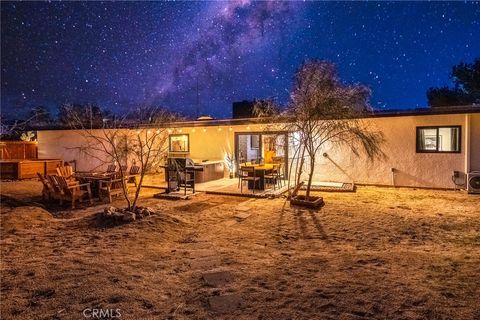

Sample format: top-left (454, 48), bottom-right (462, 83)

top-left (247, 126), bottom-right (251, 130)
top-left (147, 130), bottom-right (151, 134)
top-left (136, 130), bottom-right (140, 135)
top-left (191, 128), bottom-right (196, 133)
top-left (168, 129), bottom-right (172, 133)
top-left (229, 127), bottom-right (232, 131)
top-left (179, 129), bottom-right (182, 133)
top-left (203, 128), bottom-right (207, 132)
top-left (156, 130), bottom-right (160, 134)
top-left (218, 127), bottom-right (222, 131)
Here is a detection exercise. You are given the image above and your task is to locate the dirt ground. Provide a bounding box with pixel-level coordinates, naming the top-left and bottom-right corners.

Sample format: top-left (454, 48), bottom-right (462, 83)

top-left (1, 180), bottom-right (479, 320)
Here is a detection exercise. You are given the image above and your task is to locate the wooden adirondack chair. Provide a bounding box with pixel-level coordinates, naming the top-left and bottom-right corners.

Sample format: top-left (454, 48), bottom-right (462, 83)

top-left (37, 173), bottom-right (59, 201)
top-left (53, 175), bottom-right (93, 209)
top-left (99, 173), bottom-right (128, 203)
top-left (106, 164), bottom-right (116, 173)
top-left (46, 174), bottom-right (65, 202)
top-left (56, 165), bottom-right (77, 183)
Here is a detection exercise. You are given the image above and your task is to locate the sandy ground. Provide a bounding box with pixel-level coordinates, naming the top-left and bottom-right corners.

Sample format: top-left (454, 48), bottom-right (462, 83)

top-left (1, 180), bottom-right (479, 319)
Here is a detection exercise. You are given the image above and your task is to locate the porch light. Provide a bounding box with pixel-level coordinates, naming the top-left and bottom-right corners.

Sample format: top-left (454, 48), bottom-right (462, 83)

top-left (229, 127), bottom-right (232, 131)
top-left (168, 129), bottom-right (172, 133)
top-left (203, 128), bottom-right (207, 132)
top-left (192, 128), bottom-right (196, 133)
top-left (246, 126), bottom-right (250, 130)
top-left (136, 130), bottom-right (140, 135)
top-left (218, 127), bottom-right (222, 131)
top-left (156, 130), bottom-right (160, 134)
top-left (179, 129), bottom-right (182, 133)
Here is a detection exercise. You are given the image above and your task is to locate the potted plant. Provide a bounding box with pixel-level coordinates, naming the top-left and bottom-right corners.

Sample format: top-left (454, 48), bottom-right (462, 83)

top-left (224, 152), bottom-right (235, 179)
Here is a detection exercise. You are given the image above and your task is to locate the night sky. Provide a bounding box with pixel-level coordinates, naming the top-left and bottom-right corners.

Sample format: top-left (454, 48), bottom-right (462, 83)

top-left (1, 1), bottom-right (479, 119)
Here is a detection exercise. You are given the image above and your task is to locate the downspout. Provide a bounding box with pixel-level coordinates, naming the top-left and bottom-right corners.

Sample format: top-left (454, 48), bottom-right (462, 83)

top-left (465, 114), bottom-right (471, 176)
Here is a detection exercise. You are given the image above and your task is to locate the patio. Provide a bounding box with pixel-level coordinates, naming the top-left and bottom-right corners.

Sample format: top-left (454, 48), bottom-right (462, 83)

top-left (144, 177), bottom-right (290, 198)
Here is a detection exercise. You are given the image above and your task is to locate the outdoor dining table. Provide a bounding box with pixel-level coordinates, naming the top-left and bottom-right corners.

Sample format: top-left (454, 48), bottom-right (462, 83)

top-left (240, 163), bottom-right (274, 190)
top-left (74, 172), bottom-right (115, 198)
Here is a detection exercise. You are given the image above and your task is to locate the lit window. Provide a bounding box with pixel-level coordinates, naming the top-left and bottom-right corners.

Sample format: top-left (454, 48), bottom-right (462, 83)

top-left (416, 126), bottom-right (461, 153)
top-left (169, 134), bottom-right (189, 152)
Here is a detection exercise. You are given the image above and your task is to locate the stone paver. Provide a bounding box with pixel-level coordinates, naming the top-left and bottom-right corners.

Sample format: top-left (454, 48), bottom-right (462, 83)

top-left (202, 271), bottom-right (233, 287)
top-left (208, 294), bottom-right (242, 313)
top-left (234, 212), bottom-right (251, 220)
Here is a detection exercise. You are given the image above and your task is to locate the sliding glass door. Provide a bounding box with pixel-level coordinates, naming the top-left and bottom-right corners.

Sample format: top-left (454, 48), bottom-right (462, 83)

top-left (234, 132), bottom-right (288, 177)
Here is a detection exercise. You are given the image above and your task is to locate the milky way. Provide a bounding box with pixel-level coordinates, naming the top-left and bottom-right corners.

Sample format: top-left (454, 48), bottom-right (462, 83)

top-left (1, 1), bottom-right (479, 119)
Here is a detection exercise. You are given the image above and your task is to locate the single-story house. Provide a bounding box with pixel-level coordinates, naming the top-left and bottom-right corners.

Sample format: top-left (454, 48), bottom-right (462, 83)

top-left (36, 105), bottom-right (480, 191)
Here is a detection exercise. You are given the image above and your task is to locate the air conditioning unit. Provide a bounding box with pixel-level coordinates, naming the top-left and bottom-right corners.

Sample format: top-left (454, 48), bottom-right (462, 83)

top-left (467, 171), bottom-right (480, 194)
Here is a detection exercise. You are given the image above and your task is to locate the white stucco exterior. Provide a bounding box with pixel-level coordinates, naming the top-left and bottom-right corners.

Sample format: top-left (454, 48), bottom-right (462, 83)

top-left (37, 112), bottom-right (480, 189)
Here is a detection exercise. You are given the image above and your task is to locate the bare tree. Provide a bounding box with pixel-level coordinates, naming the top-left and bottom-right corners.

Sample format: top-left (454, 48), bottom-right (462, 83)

top-left (0, 107), bottom-right (50, 140)
top-left (256, 60), bottom-right (385, 202)
top-left (65, 105), bottom-right (176, 211)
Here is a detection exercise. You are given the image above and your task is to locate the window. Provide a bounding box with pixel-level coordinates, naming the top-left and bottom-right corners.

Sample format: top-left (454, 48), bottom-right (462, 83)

top-left (416, 126), bottom-right (461, 153)
top-left (169, 134), bottom-right (189, 152)
top-left (250, 135), bottom-right (260, 149)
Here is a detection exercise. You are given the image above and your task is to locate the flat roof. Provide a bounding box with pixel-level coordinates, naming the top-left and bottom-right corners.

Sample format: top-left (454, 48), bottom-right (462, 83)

top-left (33, 104), bottom-right (480, 131)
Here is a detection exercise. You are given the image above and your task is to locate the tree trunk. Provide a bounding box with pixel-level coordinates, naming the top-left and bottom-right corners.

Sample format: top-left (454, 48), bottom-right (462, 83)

top-left (296, 145), bottom-right (306, 187)
top-left (131, 172), bottom-right (145, 211)
top-left (305, 158), bottom-right (315, 201)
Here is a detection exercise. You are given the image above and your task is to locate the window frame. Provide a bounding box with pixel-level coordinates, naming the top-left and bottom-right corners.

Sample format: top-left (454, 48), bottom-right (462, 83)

top-left (416, 125), bottom-right (461, 154)
top-left (168, 133), bottom-right (190, 153)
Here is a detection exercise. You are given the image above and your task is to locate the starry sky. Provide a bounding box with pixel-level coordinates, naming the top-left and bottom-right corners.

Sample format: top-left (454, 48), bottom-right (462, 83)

top-left (1, 1), bottom-right (479, 119)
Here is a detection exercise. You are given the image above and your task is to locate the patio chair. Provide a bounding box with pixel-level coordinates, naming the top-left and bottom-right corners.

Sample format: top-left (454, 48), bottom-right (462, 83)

top-left (106, 164), bottom-right (116, 173)
top-left (56, 165), bottom-right (76, 183)
top-left (99, 172), bottom-right (128, 203)
top-left (265, 163), bottom-right (282, 191)
top-left (37, 173), bottom-right (59, 201)
top-left (119, 165), bottom-right (128, 173)
top-left (239, 166), bottom-right (260, 194)
top-left (177, 166), bottom-right (195, 195)
top-left (52, 175), bottom-right (93, 209)
top-left (127, 165), bottom-right (141, 186)
top-left (46, 175), bottom-right (65, 202)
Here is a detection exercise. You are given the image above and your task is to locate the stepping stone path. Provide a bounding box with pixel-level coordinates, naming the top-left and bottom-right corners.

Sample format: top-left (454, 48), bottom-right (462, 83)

top-left (208, 294), bottom-right (243, 314)
top-left (181, 238), bottom-right (243, 314)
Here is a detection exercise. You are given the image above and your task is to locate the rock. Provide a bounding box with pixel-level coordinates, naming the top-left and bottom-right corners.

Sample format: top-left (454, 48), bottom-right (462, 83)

top-left (122, 211), bottom-right (136, 222)
top-left (112, 212), bottom-right (124, 221)
top-left (103, 206), bottom-right (116, 216)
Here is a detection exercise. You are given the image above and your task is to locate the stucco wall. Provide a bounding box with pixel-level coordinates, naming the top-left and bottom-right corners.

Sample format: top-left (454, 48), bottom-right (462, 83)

top-left (469, 113), bottom-right (480, 172)
top-left (37, 113), bottom-right (479, 189)
top-left (309, 114), bottom-right (478, 188)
